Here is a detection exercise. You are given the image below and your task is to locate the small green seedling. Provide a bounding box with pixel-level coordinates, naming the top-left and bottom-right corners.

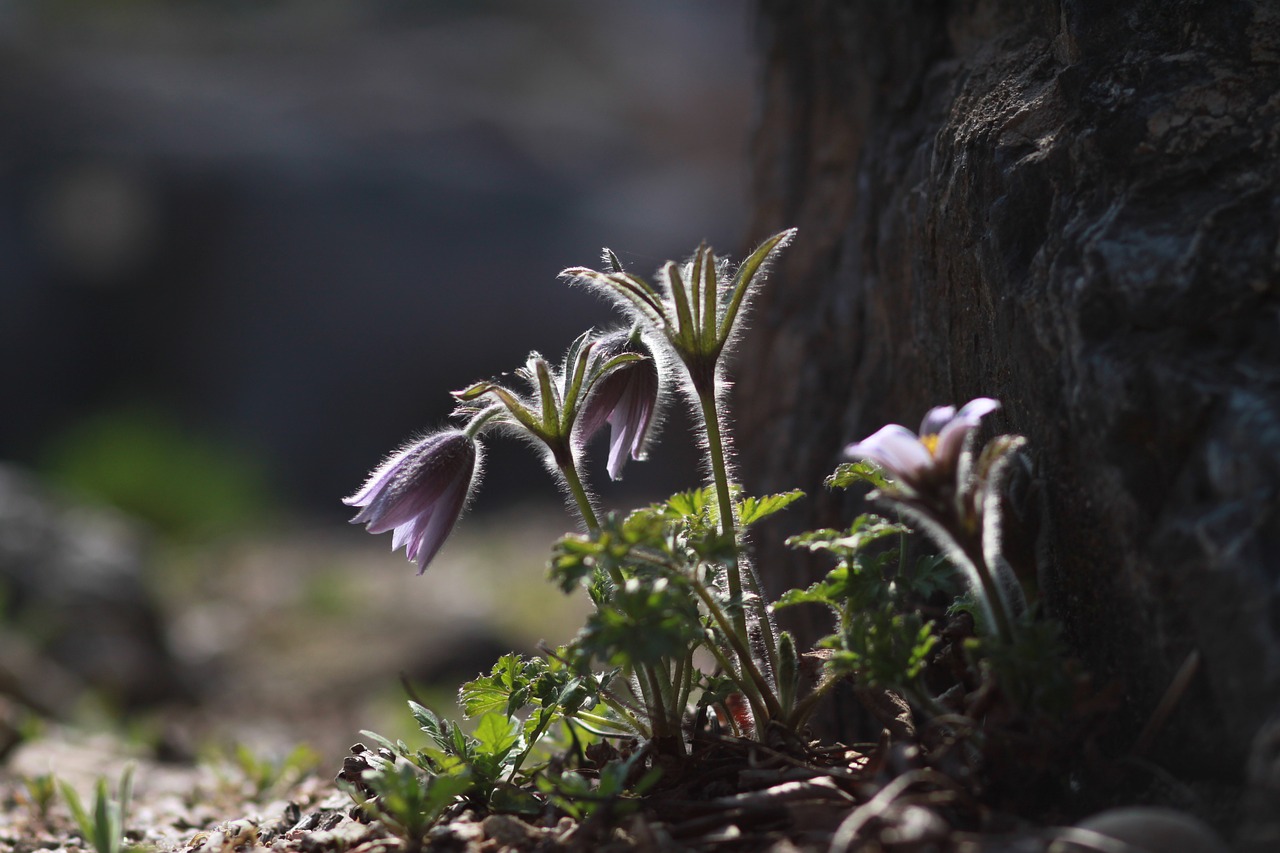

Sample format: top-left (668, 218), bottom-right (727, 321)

top-left (58, 763), bottom-right (137, 853)
top-left (20, 773), bottom-right (58, 824)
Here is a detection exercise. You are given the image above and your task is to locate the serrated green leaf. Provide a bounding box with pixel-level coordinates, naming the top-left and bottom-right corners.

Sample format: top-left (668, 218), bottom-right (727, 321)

top-left (826, 459), bottom-right (891, 491)
top-left (737, 489), bottom-right (805, 527)
top-left (664, 487), bottom-right (712, 520)
top-left (473, 713), bottom-right (521, 762)
top-left (785, 514), bottom-right (907, 560)
top-left (896, 554), bottom-right (956, 601)
top-left (773, 567), bottom-right (849, 610)
top-left (409, 702), bottom-right (443, 739)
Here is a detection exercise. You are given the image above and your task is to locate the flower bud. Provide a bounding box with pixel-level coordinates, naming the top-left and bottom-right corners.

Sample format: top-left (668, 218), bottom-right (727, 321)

top-left (344, 430), bottom-right (480, 573)
top-left (579, 331), bottom-right (660, 481)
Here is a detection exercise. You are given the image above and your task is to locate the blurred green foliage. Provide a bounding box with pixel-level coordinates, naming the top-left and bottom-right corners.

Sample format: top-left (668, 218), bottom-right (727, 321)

top-left (40, 405), bottom-right (274, 540)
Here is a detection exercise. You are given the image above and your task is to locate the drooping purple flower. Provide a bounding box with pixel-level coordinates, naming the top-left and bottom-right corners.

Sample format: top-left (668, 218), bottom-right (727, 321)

top-left (579, 332), bottom-right (660, 481)
top-left (344, 429), bottom-right (480, 574)
top-left (843, 398), bottom-right (1000, 489)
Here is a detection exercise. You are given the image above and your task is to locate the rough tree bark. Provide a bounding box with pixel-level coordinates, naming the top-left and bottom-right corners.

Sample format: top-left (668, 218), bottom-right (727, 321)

top-left (737, 0), bottom-right (1280, 830)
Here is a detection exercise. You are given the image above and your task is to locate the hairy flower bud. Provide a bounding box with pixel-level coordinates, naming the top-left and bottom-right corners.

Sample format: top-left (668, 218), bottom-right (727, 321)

top-left (344, 429), bottom-right (480, 573)
top-left (579, 331), bottom-right (660, 480)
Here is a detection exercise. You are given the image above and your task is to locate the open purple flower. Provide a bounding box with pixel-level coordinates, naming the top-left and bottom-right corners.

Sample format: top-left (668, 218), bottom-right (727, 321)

top-left (344, 429), bottom-right (480, 574)
top-left (843, 398), bottom-right (1000, 489)
top-left (579, 332), bottom-right (660, 481)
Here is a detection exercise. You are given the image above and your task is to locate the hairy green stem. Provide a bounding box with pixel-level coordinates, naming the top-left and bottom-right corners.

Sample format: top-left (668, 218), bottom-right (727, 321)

top-left (703, 635), bottom-right (768, 731)
top-left (559, 457), bottom-right (600, 533)
top-left (695, 390), bottom-right (749, 640)
top-left (675, 649), bottom-right (695, 725)
top-left (595, 698), bottom-right (649, 738)
top-left (959, 537), bottom-right (1015, 646)
top-left (645, 667), bottom-right (672, 742)
top-left (693, 583), bottom-right (782, 722)
top-left (695, 386), bottom-right (780, 682)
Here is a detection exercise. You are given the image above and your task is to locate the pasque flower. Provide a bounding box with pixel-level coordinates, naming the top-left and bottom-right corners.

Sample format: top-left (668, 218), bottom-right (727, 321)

top-left (843, 398), bottom-right (1000, 490)
top-left (843, 398), bottom-right (1023, 643)
top-left (344, 429), bottom-right (480, 574)
top-left (578, 331), bottom-right (660, 481)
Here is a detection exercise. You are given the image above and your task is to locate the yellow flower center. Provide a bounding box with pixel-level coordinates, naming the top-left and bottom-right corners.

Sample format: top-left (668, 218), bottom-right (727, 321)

top-left (920, 433), bottom-right (940, 457)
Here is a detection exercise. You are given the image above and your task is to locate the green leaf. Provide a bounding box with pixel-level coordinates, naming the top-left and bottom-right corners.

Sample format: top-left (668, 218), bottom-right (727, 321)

top-left (360, 760), bottom-right (472, 841)
top-left (828, 609), bottom-right (938, 689)
top-left (662, 260), bottom-right (698, 351)
top-left (548, 532), bottom-right (603, 594)
top-left (357, 729), bottom-right (405, 758)
top-left (663, 487), bottom-right (713, 520)
top-left (826, 459), bottom-right (891, 491)
top-left (58, 780), bottom-right (91, 844)
top-left (785, 514), bottom-right (906, 561)
top-left (719, 228), bottom-right (795, 344)
top-left (737, 490), bottom-right (804, 527)
top-left (452, 381), bottom-right (496, 402)
top-left (410, 702), bottom-right (444, 741)
top-left (472, 713), bottom-right (521, 764)
top-left (576, 578), bottom-right (703, 669)
top-left (894, 554), bottom-right (957, 601)
top-left (458, 654), bottom-right (533, 719)
top-left (92, 777), bottom-right (118, 853)
top-left (774, 564), bottom-right (852, 611)
top-left (562, 268), bottom-right (668, 331)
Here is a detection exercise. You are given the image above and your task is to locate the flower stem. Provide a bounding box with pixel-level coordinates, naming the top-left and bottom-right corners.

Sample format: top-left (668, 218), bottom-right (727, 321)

top-left (644, 666), bottom-right (672, 742)
top-left (696, 389), bottom-right (749, 639)
top-left (693, 582), bottom-right (782, 722)
top-left (596, 698), bottom-right (649, 738)
top-left (702, 633), bottom-right (769, 730)
top-left (559, 456), bottom-right (600, 533)
top-left (959, 537), bottom-right (1015, 646)
top-left (695, 385), bottom-right (780, 681)
top-left (463, 404), bottom-right (505, 438)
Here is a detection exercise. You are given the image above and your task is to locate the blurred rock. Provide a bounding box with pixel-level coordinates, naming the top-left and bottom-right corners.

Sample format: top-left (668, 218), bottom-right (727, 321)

top-left (1050, 806), bottom-right (1228, 853)
top-left (1240, 713), bottom-right (1280, 852)
top-left (0, 464), bottom-right (188, 711)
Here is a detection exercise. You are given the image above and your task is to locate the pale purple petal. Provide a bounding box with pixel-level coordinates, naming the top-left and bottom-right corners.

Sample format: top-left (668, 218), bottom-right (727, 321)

top-left (605, 410), bottom-right (637, 481)
top-left (935, 397), bottom-right (1001, 464)
top-left (579, 380), bottom-right (625, 440)
top-left (408, 474), bottom-right (472, 573)
top-left (604, 381), bottom-right (655, 481)
top-left (957, 397), bottom-right (1001, 421)
top-left (351, 440), bottom-right (452, 532)
top-left (345, 429), bottom-right (479, 573)
top-left (918, 405), bottom-right (957, 438)
top-left (391, 518), bottom-right (419, 552)
top-left (843, 424), bottom-right (934, 480)
top-left (581, 331), bottom-right (659, 481)
top-left (343, 441), bottom-right (418, 508)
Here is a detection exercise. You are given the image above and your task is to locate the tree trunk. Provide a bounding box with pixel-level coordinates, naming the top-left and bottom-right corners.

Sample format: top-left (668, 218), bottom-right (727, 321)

top-left (738, 0), bottom-right (1280, 829)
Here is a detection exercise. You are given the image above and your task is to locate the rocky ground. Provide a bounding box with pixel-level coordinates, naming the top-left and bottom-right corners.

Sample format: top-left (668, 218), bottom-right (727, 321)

top-left (0, 469), bottom-right (1245, 852)
top-left (0, 461), bottom-right (594, 851)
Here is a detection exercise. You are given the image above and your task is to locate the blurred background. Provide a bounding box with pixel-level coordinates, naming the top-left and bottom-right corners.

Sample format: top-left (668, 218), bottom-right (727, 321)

top-left (0, 0), bottom-right (758, 767)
